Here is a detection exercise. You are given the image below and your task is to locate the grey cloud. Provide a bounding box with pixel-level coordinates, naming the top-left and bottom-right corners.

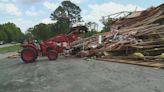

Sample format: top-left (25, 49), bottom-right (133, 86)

top-left (0, 0), bottom-right (14, 3)
top-left (19, 0), bottom-right (47, 4)
top-left (0, 0), bottom-right (47, 4)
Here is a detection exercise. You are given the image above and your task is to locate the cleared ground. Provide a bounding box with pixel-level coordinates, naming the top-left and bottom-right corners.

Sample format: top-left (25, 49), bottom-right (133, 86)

top-left (0, 57), bottom-right (164, 92)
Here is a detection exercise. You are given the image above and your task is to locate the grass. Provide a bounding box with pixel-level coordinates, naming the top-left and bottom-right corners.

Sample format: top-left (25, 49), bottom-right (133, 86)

top-left (0, 45), bottom-right (20, 53)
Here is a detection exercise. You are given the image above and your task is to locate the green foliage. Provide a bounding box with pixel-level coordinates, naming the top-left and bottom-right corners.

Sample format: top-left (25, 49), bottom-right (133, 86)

top-left (27, 1), bottom-right (83, 40)
top-left (101, 17), bottom-right (114, 33)
top-left (31, 23), bottom-right (52, 40)
top-left (52, 20), bottom-right (70, 35)
top-left (26, 22), bottom-right (70, 40)
top-left (80, 30), bottom-right (98, 38)
top-left (0, 25), bottom-right (8, 42)
top-left (0, 23), bottom-right (24, 43)
top-left (25, 27), bottom-right (34, 40)
top-left (51, 0), bottom-right (81, 26)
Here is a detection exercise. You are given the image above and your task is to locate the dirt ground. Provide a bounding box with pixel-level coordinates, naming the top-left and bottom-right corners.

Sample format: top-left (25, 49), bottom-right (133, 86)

top-left (0, 56), bottom-right (164, 92)
top-left (0, 52), bottom-right (18, 59)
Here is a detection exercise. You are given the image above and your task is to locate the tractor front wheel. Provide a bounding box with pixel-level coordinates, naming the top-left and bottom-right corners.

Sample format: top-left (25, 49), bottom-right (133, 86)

top-left (47, 50), bottom-right (58, 61)
top-left (21, 48), bottom-right (36, 63)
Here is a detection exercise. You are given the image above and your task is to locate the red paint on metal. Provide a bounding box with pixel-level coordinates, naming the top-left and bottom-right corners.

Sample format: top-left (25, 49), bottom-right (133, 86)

top-left (22, 50), bottom-right (33, 61)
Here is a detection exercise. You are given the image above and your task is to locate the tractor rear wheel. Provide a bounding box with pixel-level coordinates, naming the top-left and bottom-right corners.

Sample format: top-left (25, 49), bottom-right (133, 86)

top-left (47, 50), bottom-right (58, 61)
top-left (21, 48), bottom-right (36, 63)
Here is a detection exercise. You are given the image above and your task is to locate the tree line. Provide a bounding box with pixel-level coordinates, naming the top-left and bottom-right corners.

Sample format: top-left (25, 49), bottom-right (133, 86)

top-left (0, 22), bottom-right (24, 43)
top-left (26, 1), bottom-right (99, 41)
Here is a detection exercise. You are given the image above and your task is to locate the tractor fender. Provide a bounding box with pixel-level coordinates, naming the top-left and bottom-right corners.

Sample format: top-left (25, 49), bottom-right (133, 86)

top-left (21, 44), bottom-right (38, 55)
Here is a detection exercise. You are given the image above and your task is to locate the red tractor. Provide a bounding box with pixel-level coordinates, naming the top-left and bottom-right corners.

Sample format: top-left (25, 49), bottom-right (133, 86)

top-left (21, 26), bottom-right (88, 63)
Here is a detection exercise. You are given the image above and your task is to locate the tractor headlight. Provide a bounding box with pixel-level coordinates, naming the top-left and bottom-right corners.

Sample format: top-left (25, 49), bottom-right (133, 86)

top-left (55, 42), bottom-right (61, 46)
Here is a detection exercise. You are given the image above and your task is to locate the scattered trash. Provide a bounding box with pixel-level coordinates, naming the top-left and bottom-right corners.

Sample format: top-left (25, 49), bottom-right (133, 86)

top-left (7, 52), bottom-right (20, 59)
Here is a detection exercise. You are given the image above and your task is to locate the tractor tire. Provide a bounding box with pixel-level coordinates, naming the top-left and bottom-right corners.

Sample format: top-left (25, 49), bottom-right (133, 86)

top-left (21, 48), bottom-right (36, 63)
top-left (47, 50), bottom-right (58, 61)
top-left (35, 52), bottom-right (38, 60)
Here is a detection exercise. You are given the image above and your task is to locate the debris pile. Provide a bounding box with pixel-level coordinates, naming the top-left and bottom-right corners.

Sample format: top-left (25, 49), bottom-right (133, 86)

top-left (69, 4), bottom-right (164, 64)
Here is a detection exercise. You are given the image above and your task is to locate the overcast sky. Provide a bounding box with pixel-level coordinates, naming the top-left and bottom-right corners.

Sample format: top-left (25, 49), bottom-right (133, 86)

top-left (0, 0), bottom-right (163, 33)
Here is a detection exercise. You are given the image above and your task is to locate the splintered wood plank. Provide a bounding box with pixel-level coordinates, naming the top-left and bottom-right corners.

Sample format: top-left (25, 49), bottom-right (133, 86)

top-left (96, 58), bottom-right (164, 68)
